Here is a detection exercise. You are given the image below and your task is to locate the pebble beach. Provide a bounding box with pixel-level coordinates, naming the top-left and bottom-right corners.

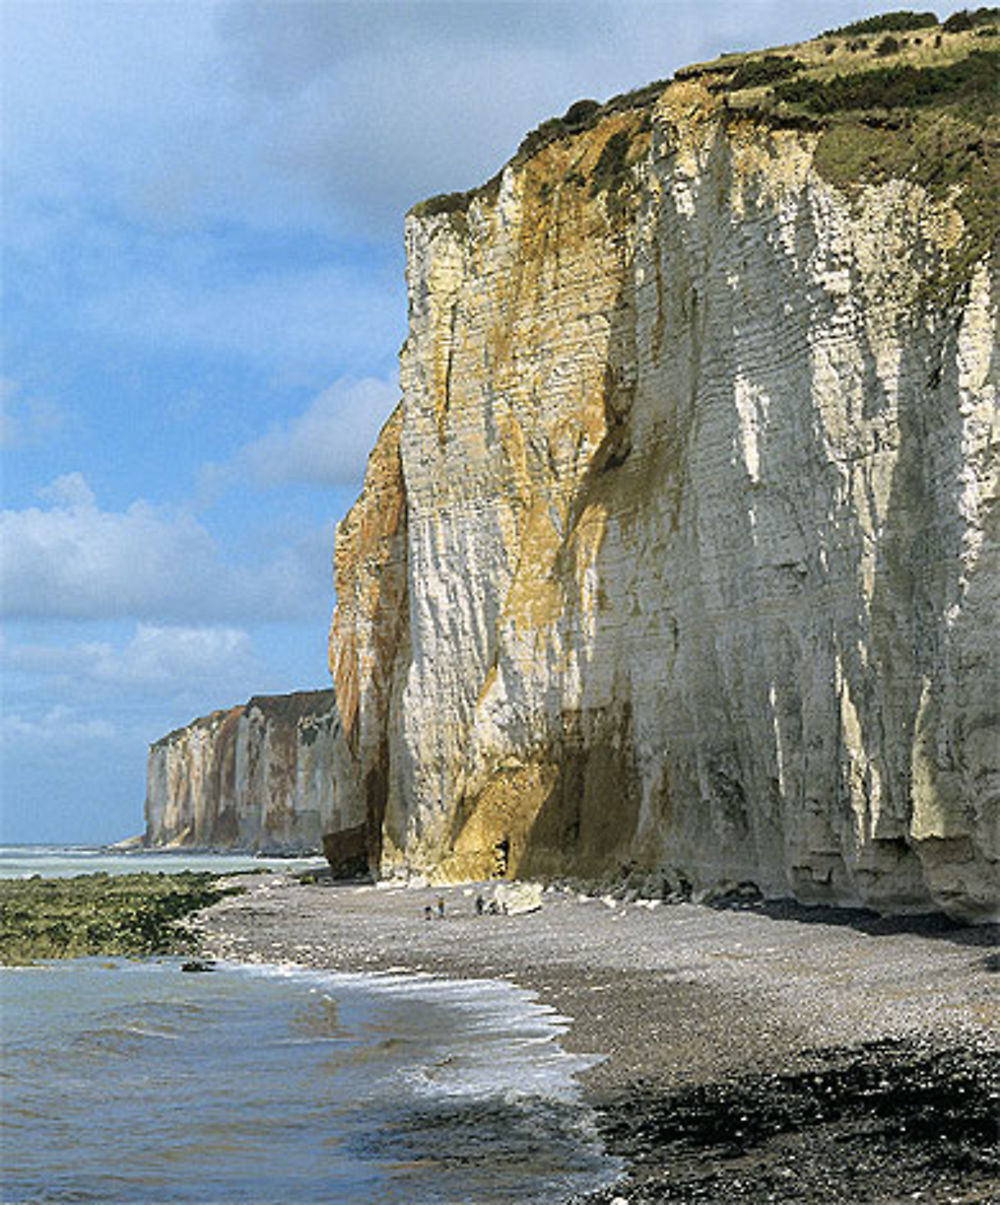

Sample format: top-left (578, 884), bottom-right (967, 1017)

top-left (193, 872), bottom-right (1000, 1203)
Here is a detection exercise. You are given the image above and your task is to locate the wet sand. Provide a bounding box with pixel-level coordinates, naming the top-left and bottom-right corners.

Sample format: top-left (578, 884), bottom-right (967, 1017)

top-left (193, 873), bottom-right (999, 1203)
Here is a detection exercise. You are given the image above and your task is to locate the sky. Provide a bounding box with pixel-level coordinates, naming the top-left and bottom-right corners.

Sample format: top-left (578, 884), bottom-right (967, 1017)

top-left (1, 0), bottom-right (960, 844)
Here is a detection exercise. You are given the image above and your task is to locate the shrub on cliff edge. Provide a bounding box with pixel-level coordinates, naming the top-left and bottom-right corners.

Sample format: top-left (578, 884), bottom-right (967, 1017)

top-left (825, 11), bottom-right (939, 36)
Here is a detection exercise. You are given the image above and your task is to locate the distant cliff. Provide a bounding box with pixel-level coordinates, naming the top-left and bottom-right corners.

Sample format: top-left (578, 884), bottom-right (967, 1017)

top-left (145, 691), bottom-right (355, 853)
top-left (330, 16), bottom-right (999, 919)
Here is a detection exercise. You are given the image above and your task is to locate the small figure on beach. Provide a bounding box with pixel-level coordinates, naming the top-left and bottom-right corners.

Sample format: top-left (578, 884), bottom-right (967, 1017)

top-left (423, 904), bottom-right (433, 921)
top-left (437, 896), bottom-right (445, 918)
top-left (475, 893), bottom-right (485, 915)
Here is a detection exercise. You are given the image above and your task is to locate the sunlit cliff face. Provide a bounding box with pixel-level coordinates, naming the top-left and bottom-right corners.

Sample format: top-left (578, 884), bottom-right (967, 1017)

top-left (145, 691), bottom-right (348, 853)
top-left (329, 23), bottom-right (999, 920)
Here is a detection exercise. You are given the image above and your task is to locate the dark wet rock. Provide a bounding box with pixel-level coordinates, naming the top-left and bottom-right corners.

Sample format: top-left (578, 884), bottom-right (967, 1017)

top-left (577, 1038), bottom-right (1000, 1203)
top-left (703, 880), bottom-right (764, 909)
top-left (180, 959), bottom-right (216, 973)
top-left (322, 823), bottom-right (370, 879)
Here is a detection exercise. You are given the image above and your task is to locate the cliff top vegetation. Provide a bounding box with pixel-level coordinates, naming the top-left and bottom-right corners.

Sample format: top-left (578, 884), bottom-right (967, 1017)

top-left (410, 9), bottom-right (998, 292)
top-left (152, 706), bottom-right (241, 749)
top-left (151, 689), bottom-right (335, 748)
top-left (245, 688), bottom-right (335, 721)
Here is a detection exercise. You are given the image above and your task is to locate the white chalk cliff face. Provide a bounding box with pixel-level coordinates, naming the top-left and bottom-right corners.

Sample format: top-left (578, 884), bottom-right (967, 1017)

top-left (145, 691), bottom-right (352, 852)
top-left (332, 39), bottom-right (999, 919)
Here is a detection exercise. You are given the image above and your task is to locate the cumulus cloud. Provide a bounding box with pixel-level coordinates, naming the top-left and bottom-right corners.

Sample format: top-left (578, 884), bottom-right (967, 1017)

top-left (94, 623), bottom-right (254, 685)
top-left (206, 376), bottom-right (398, 491)
top-left (7, 624), bottom-right (256, 688)
top-left (0, 473), bottom-right (333, 623)
top-left (2, 473), bottom-right (218, 621)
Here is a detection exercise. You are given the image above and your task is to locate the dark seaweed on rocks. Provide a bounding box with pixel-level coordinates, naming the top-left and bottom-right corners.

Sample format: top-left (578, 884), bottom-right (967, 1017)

top-left (577, 1038), bottom-right (1000, 1204)
top-left (0, 872), bottom-right (243, 964)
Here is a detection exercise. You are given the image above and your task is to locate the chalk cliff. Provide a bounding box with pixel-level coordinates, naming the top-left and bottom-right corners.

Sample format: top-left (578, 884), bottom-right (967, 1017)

top-left (332, 19), bottom-right (999, 919)
top-left (145, 691), bottom-right (351, 853)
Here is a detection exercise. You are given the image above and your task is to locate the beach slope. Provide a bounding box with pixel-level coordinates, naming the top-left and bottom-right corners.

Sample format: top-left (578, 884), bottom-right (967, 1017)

top-left (194, 873), bottom-right (999, 1202)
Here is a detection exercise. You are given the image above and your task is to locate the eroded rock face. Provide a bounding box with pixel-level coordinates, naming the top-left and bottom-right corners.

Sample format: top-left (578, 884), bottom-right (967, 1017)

top-left (145, 691), bottom-right (357, 853)
top-left (331, 66), bottom-right (998, 919)
top-left (322, 823), bottom-right (369, 879)
top-left (329, 407), bottom-right (409, 871)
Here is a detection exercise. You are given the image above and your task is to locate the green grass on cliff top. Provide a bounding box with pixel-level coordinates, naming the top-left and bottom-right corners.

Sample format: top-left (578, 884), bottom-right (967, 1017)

top-left (411, 9), bottom-right (1000, 284)
top-left (0, 872), bottom-right (244, 965)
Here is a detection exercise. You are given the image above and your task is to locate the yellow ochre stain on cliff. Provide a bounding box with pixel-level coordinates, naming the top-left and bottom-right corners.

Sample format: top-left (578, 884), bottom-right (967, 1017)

top-left (331, 405), bottom-right (407, 744)
top-left (440, 762), bottom-right (561, 883)
top-left (439, 114), bottom-right (650, 640)
top-left (504, 501), bottom-right (567, 632)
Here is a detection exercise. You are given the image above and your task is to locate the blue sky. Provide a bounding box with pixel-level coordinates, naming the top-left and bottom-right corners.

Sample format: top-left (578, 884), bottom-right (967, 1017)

top-left (1, 0), bottom-right (951, 844)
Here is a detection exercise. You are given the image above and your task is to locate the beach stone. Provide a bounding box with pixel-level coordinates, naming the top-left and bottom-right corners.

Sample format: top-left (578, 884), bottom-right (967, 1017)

top-left (493, 882), bottom-right (544, 916)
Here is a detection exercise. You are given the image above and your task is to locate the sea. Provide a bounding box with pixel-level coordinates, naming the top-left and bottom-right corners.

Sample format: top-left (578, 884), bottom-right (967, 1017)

top-left (0, 847), bottom-right (615, 1203)
top-left (0, 843), bottom-right (322, 881)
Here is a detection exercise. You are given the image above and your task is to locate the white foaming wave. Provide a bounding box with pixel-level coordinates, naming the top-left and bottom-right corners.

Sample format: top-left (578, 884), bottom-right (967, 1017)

top-left (398, 1037), bottom-right (600, 1103)
top-left (220, 960), bottom-right (602, 1103)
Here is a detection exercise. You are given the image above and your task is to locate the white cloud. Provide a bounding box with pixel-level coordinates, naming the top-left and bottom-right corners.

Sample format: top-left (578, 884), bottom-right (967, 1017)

top-left (6, 623), bottom-right (256, 688)
top-left (0, 473), bottom-right (333, 623)
top-left (208, 376), bottom-right (398, 491)
top-left (92, 624), bottom-right (254, 686)
top-left (0, 379), bottom-right (65, 449)
top-left (2, 473), bottom-right (219, 620)
top-left (36, 472), bottom-right (97, 510)
top-left (0, 704), bottom-right (117, 745)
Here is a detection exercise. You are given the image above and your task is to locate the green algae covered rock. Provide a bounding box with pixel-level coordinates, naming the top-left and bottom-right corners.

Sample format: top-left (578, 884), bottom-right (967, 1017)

top-left (0, 872), bottom-right (243, 965)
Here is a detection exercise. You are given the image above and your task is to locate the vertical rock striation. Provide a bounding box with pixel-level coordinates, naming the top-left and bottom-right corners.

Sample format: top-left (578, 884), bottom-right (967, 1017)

top-left (144, 690), bottom-right (356, 853)
top-left (331, 24), bottom-right (999, 919)
top-left (329, 407), bottom-right (410, 871)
